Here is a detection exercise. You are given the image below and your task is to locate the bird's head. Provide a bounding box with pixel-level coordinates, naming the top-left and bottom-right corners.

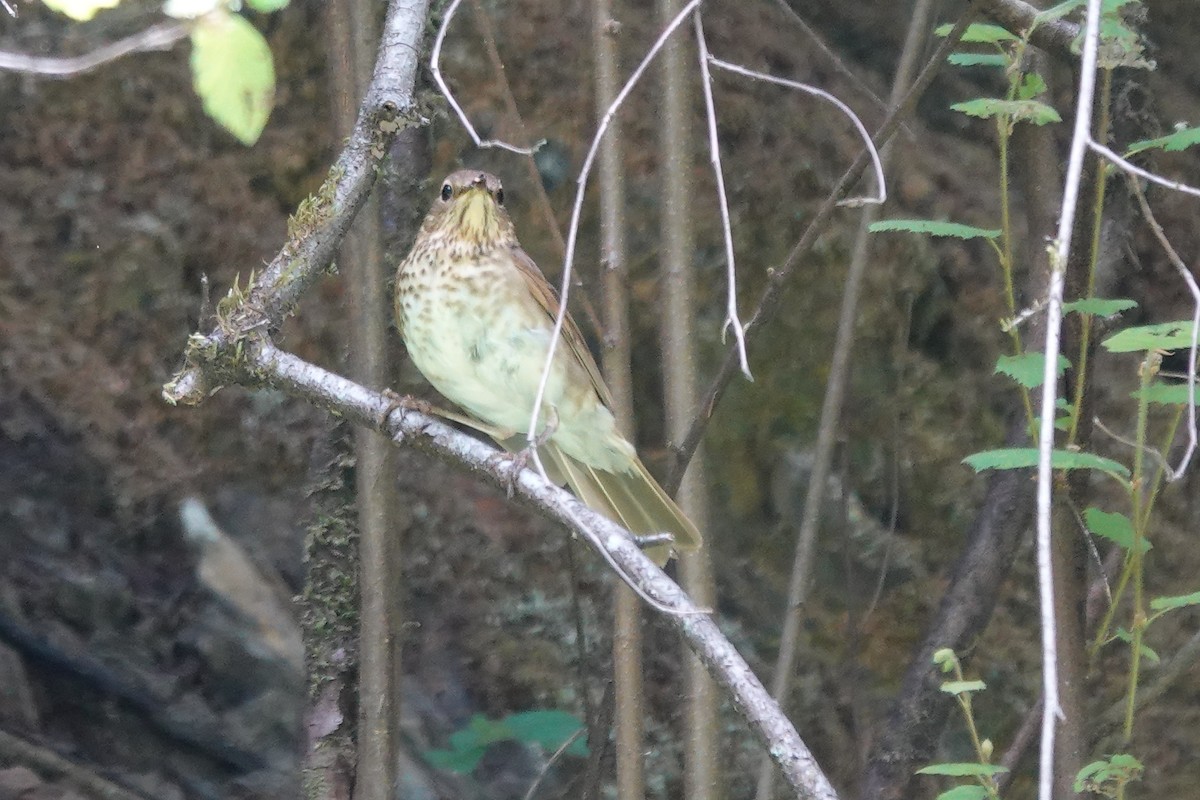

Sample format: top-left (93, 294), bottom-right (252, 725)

top-left (421, 170), bottom-right (517, 255)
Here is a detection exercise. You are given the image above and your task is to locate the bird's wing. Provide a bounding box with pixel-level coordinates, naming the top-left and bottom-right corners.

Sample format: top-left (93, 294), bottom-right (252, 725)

top-left (510, 245), bottom-right (615, 409)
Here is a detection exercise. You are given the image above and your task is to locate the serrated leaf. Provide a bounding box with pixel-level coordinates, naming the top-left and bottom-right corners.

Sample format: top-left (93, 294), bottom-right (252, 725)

top-left (995, 352), bottom-right (1070, 388)
top-left (1127, 126), bottom-right (1200, 155)
top-left (935, 22), bottom-right (1018, 43)
top-left (1084, 508), bottom-right (1150, 552)
top-left (1131, 382), bottom-right (1200, 406)
top-left (869, 219), bottom-right (1001, 240)
top-left (940, 680), bottom-right (987, 694)
top-left (948, 53), bottom-right (1009, 67)
top-left (963, 448), bottom-right (1130, 480)
top-left (917, 763), bottom-right (1009, 777)
top-left (505, 710), bottom-right (588, 756)
top-left (190, 12), bottom-right (275, 145)
top-left (952, 98), bottom-right (1062, 125)
top-left (1150, 591), bottom-right (1200, 611)
top-left (40, 0), bottom-right (119, 20)
top-left (1062, 297), bottom-right (1138, 317)
top-left (1102, 320), bottom-right (1197, 353)
top-left (936, 787), bottom-right (990, 800)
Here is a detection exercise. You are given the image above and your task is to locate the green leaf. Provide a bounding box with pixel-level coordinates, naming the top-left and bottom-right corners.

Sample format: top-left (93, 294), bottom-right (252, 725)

top-left (940, 680), bottom-right (987, 695)
top-left (190, 11), bottom-right (276, 145)
top-left (936, 787), bottom-right (990, 800)
top-left (935, 22), bottom-right (1018, 43)
top-left (948, 53), bottom-right (1009, 67)
top-left (1016, 73), bottom-right (1048, 100)
top-left (1062, 297), bottom-right (1138, 317)
top-left (1084, 508), bottom-right (1150, 553)
top-left (869, 219), bottom-right (1001, 240)
top-left (917, 763), bottom-right (1009, 777)
top-left (952, 98), bottom-right (1062, 125)
top-left (1113, 629), bottom-right (1159, 664)
top-left (505, 710), bottom-right (588, 756)
top-left (425, 745), bottom-right (486, 773)
top-left (1127, 126), bottom-right (1200, 155)
top-left (465, 714), bottom-right (514, 746)
top-left (40, 0), bottom-right (119, 20)
top-left (1102, 320), bottom-right (1197, 353)
top-left (1150, 591), bottom-right (1200, 611)
top-left (1131, 382), bottom-right (1200, 406)
top-left (964, 448), bottom-right (1130, 480)
top-left (246, 0), bottom-right (290, 10)
top-left (995, 352), bottom-right (1070, 389)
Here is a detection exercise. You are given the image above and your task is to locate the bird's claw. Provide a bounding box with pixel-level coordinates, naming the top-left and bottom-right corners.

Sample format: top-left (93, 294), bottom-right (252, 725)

top-left (379, 389), bottom-right (430, 428)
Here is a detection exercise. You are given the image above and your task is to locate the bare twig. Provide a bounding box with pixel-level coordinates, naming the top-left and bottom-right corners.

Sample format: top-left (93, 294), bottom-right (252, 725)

top-left (707, 57), bottom-right (885, 208)
top-left (229, 339), bottom-right (840, 800)
top-left (1034, 1), bottom-right (1106, 797)
top-left (0, 22), bottom-right (188, 77)
top-left (1092, 141), bottom-right (1200, 199)
top-left (1127, 180), bottom-right (1199, 479)
top-left (667, 8), bottom-right (975, 490)
top-left (522, 728), bottom-right (587, 800)
top-left (693, 14), bottom-right (751, 380)
top-left (526, 0), bottom-right (702, 458)
top-left (430, 0), bottom-right (543, 154)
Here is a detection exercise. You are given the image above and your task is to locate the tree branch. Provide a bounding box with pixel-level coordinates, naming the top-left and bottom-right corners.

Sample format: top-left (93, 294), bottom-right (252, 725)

top-left (162, 0), bottom-right (428, 406)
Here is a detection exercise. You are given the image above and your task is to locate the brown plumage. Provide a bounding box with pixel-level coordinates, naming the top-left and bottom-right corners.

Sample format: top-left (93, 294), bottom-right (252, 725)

top-left (394, 169), bottom-right (700, 563)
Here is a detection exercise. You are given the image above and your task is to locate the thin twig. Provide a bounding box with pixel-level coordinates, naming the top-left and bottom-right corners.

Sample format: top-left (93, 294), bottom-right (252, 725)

top-left (1034, 1), bottom-right (1106, 797)
top-left (430, 0), bottom-right (543, 154)
top-left (693, 14), bottom-right (751, 379)
top-left (707, 57), bottom-right (886, 207)
top-left (522, 728), bottom-right (587, 800)
top-left (770, 0), bottom-right (896, 118)
top-left (1092, 416), bottom-right (1172, 476)
top-left (1091, 141), bottom-right (1200, 199)
top-left (667, 8), bottom-right (974, 490)
top-left (0, 22), bottom-right (188, 77)
top-left (1127, 180), bottom-right (1199, 479)
top-left (526, 0), bottom-right (703, 457)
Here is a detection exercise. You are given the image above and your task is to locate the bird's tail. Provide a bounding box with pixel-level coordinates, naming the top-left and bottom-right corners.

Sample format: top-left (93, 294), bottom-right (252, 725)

top-left (541, 443), bottom-right (701, 566)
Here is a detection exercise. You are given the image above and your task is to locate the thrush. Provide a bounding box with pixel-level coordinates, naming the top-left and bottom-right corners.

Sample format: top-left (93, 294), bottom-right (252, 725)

top-left (394, 169), bottom-right (701, 563)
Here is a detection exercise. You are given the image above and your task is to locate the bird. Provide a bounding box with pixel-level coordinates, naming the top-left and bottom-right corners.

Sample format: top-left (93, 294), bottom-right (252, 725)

top-left (394, 169), bottom-right (700, 563)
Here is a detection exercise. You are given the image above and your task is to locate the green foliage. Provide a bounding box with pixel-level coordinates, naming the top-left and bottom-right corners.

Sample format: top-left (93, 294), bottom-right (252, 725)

top-left (1149, 590), bottom-right (1200, 612)
top-left (947, 53), bottom-right (1008, 68)
top-left (424, 710), bottom-right (587, 774)
top-left (963, 448), bottom-right (1130, 482)
top-left (1061, 297), bottom-right (1138, 317)
top-left (950, 98), bottom-right (1062, 126)
top-left (994, 352), bottom-right (1070, 389)
top-left (869, 219), bottom-right (1001, 240)
top-left (923, 650), bottom-right (1002, 800)
top-left (1127, 125), bottom-right (1200, 155)
top-left (1130, 382), bottom-right (1200, 406)
top-left (190, 11), bottom-right (276, 145)
top-left (1102, 320), bottom-right (1197, 352)
top-left (1084, 508), bottom-right (1150, 553)
top-left (935, 22), bottom-right (1019, 44)
top-left (1074, 753), bottom-right (1144, 796)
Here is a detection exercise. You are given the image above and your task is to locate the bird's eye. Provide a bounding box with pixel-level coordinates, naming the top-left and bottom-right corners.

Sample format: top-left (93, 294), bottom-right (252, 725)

top-left (440, 184), bottom-right (453, 201)
top-left (496, 188), bottom-right (505, 205)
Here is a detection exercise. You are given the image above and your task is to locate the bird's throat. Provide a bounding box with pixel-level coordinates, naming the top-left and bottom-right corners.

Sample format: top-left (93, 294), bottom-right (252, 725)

top-left (454, 191), bottom-right (499, 246)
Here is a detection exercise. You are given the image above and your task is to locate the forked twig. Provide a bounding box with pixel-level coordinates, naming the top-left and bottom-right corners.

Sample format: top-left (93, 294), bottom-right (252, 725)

top-left (525, 0), bottom-right (703, 456)
top-left (706, 57), bottom-right (886, 207)
top-left (430, 0), bottom-right (544, 155)
top-left (693, 13), bottom-right (751, 379)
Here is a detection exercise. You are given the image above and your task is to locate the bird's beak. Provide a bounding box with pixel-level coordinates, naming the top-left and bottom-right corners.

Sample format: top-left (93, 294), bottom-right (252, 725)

top-left (455, 184), bottom-right (498, 241)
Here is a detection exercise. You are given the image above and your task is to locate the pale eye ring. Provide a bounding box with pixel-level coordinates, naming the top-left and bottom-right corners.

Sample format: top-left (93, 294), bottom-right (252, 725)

top-left (440, 184), bottom-right (453, 201)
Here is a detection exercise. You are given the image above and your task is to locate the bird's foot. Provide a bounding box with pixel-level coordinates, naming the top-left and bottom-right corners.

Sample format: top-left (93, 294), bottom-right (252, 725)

top-left (379, 389), bottom-right (427, 429)
top-left (499, 411), bottom-right (559, 497)
top-left (631, 532), bottom-right (675, 551)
